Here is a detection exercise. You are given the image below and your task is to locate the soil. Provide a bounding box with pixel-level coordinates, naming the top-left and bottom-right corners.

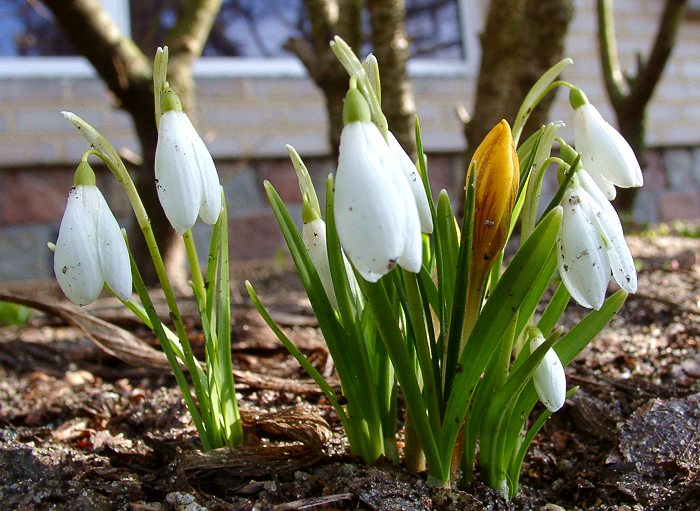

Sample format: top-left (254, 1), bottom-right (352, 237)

top-left (0, 232), bottom-right (699, 511)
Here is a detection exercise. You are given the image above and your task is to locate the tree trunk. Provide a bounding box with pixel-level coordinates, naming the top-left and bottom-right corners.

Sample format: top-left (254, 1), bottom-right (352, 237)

top-left (461, 0), bottom-right (573, 212)
top-left (597, 0), bottom-right (688, 213)
top-left (367, 0), bottom-right (416, 156)
top-left (465, 0), bottom-right (574, 147)
top-left (288, 0), bottom-right (416, 158)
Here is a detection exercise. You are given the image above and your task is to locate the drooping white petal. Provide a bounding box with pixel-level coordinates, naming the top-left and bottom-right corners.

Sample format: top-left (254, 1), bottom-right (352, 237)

top-left (388, 132), bottom-right (433, 234)
top-left (577, 171), bottom-right (637, 293)
top-left (531, 336), bottom-right (567, 412)
top-left (54, 186), bottom-right (104, 306)
top-left (155, 110), bottom-right (205, 234)
top-left (184, 119), bottom-right (221, 225)
top-left (92, 188), bottom-right (131, 300)
top-left (573, 103), bottom-right (643, 198)
top-left (334, 122), bottom-right (409, 282)
top-left (557, 188), bottom-right (611, 310)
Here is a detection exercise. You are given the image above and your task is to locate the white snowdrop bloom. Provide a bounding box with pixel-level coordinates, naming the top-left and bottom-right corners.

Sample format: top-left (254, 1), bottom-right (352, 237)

top-left (155, 109), bottom-right (221, 234)
top-left (387, 131), bottom-right (433, 234)
top-left (334, 88), bottom-right (422, 282)
top-left (571, 89), bottom-right (643, 199)
top-left (54, 184), bottom-right (131, 306)
top-left (556, 171), bottom-right (637, 310)
top-left (302, 216), bottom-right (359, 309)
top-left (530, 335), bottom-right (566, 413)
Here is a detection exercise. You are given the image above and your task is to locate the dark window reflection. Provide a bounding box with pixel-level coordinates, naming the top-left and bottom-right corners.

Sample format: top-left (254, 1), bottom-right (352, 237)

top-left (203, 0), bottom-right (463, 59)
top-left (0, 0), bottom-right (76, 56)
top-left (0, 0), bottom-right (463, 60)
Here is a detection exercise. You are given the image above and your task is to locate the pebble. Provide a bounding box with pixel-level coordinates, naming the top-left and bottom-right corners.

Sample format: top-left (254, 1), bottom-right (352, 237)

top-left (681, 358), bottom-right (700, 379)
top-left (165, 492), bottom-right (206, 511)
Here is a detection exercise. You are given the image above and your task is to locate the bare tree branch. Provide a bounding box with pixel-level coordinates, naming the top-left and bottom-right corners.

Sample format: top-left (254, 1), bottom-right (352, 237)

top-left (368, 0), bottom-right (416, 155)
top-left (41, 0), bottom-right (151, 110)
top-left (597, 0), bottom-right (687, 211)
top-left (597, 0), bottom-right (625, 105)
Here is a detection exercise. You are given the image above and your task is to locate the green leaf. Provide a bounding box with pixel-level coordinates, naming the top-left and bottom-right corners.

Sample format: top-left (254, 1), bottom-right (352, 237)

top-left (439, 206), bottom-right (562, 466)
top-left (479, 332), bottom-right (558, 487)
top-left (537, 281), bottom-right (570, 337)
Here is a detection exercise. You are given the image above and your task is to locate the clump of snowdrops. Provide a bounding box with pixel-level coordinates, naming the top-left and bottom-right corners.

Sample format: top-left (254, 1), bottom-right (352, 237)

top-left (51, 47), bottom-right (242, 450)
top-left (248, 37), bottom-right (641, 496)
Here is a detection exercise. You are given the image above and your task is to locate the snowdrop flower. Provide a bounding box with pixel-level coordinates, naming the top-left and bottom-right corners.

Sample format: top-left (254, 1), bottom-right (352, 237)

top-left (54, 162), bottom-right (131, 306)
top-left (570, 88), bottom-right (643, 199)
top-left (557, 170), bottom-right (637, 310)
top-left (334, 87), bottom-right (422, 282)
top-left (530, 334), bottom-right (566, 412)
top-left (387, 131), bottom-right (433, 234)
top-left (302, 200), bottom-right (360, 309)
top-left (155, 86), bottom-right (221, 234)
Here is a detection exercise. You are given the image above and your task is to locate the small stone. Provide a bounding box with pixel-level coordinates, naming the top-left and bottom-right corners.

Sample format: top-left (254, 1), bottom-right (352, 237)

top-left (64, 370), bottom-right (94, 386)
top-left (681, 358), bottom-right (700, 379)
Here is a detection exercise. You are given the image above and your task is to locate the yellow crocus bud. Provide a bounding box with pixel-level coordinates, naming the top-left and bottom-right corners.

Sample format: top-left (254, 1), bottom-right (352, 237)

top-left (468, 120), bottom-right (519, 276)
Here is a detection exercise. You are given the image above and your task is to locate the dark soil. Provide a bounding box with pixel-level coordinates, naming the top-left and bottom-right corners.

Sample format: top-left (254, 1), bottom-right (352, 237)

top-left (0, 233), bottom-right (699, 510)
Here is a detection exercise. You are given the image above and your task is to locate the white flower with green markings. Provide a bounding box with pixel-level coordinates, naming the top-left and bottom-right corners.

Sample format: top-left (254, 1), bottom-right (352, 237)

top-left (334, 87), bottom-right (422, 282)
top-left (155, 87), bottom-right (221, 234)
top-left (557, 169), bottom-right (637, 310)
top-left (570, 88), bottom-right (643, 199)
top-left (530, 334), bottom-right (566, 412)
top-left (54, 162), bottom-right (131, 306)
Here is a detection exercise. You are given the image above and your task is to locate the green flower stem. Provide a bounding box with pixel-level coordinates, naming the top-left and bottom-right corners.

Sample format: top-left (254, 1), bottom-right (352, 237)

top-left (153, 46), bottom-right (169, 130)
top-left (511, 56), bottom-right (574, 146)
top-left (80, 142), bottom-right (213, 445)
top-left (359, 277), bottom-right (446, 485)
top-left (125, 245), bottom-right (212, 449)
top-left (401, 270), bottom-right (441, 433)
top-left (521, 122), bottom-right (565, 243)
top-left (183, 230), bottom-right (206, 301)
top-left (215, 196), bottom-right (243, 447)
top-left (330, 36), bottom-right (388, 141)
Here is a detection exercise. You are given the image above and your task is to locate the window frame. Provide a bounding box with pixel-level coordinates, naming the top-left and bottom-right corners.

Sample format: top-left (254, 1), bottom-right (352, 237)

top-left (0, 0), bottom-right (479, 79)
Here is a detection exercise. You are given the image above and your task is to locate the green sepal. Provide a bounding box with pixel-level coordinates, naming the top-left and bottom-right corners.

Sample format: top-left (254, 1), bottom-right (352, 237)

top-left (74, 161), bottom-right (96, 186)
top-left (343, 86), bottom-right (371, 124)
top-left (569, 87), bottom-right (589, 110)
top-left (160, 83), bottom-right (183, 114)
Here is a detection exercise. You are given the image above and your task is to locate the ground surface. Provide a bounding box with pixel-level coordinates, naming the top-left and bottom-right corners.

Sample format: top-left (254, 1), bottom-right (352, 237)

top-left (0, 232), bottom-right (699, 510)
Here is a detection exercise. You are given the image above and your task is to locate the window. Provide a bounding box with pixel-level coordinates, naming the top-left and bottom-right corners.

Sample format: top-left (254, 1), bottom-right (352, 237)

top-left (0, 0), bottom-right (478, 78)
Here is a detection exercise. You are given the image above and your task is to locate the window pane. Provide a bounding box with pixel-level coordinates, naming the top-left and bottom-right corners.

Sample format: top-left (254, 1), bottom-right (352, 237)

top-left (191, 0), bottom-right (463, 59)
top-left (0, 0), bottom-right (76, 56)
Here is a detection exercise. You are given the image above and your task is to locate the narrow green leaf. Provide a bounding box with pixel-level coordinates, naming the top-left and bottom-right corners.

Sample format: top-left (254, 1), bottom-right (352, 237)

top-left (439, 206), bottom-right (562, 465)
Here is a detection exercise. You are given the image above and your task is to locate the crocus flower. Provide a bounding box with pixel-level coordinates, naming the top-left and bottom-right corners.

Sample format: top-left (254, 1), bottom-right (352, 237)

top-left (557, 170), bottom-right (637, 310)
top-left (387, 131), bottom-right (433, 234)
top-left (334, 87), bottom-right (422, 282)
top-left (570, 88), bottom-right (643, 199)
top-left (302, 201), bottom-right (359, 309)
top-left (155, 87), bottom-right (221, 234)
top-left (530, 334), bottom-right (566, 412)
top-left (468, 120), bottom-right (520, 276)
top-left (54, 162), bottom-right (131, 306)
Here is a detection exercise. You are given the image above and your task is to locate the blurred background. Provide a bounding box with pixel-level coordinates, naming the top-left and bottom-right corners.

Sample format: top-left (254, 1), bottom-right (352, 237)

top-left (0, 0), bottom-right (698, 284)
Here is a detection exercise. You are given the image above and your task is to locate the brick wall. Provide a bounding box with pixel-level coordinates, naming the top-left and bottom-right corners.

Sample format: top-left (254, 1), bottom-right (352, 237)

top-left (1, 0), bottom-right (699, 282)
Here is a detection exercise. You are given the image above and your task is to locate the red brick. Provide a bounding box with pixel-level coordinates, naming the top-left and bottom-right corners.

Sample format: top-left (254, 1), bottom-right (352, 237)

top-left (2, 168), bottom-right (73, 224)
top-left (658, 191), bottom-right (700, 222)
top-left (641, 149), bottom-right (666, 192)
top-left (230, 212), bottom-right (287, 261)
top-left (256, 159), bottom-right (301, 204)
